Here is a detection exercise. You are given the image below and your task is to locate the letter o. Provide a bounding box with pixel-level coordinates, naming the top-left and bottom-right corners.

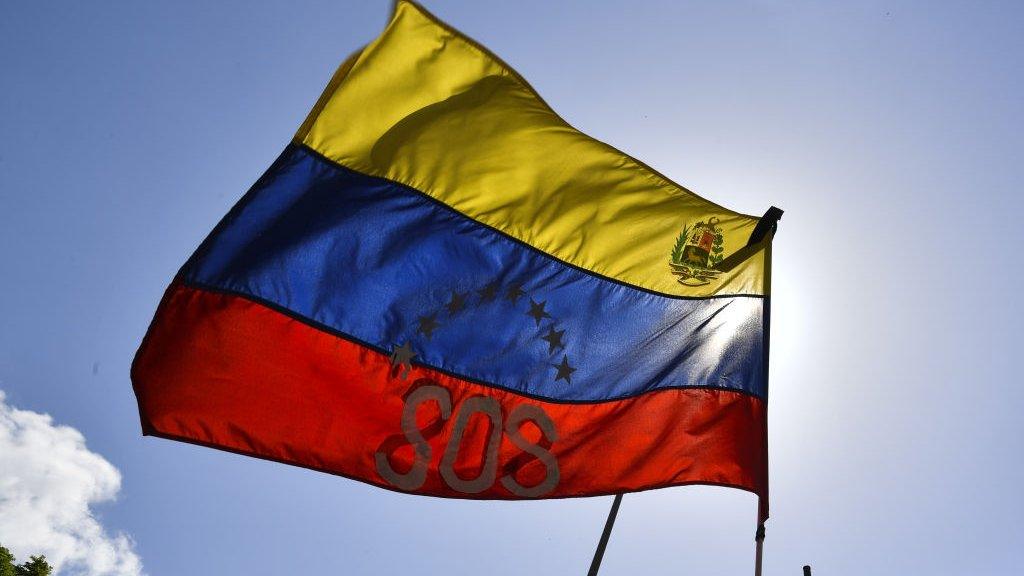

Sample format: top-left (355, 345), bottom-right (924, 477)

top-left (440, 396), bottom-right (502, 494)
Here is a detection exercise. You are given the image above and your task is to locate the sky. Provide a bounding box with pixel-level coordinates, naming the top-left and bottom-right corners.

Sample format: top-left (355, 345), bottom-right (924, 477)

top-left (1, 1), bottom-right (1022, 574)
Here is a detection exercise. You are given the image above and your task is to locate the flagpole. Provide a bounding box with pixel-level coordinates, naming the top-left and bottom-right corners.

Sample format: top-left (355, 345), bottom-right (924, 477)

top-left (754, 522), bottom-right (765, 576)
top-left (587, 493), bottom-right (623, 576)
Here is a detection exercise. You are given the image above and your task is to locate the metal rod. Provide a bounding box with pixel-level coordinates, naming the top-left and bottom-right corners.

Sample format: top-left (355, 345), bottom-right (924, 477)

top-left (803, 565), bottom-right (812, 576)
top-left (754, 522), bottom-right (766, 576)
top-left (587, 494), bottom-right (623, 576)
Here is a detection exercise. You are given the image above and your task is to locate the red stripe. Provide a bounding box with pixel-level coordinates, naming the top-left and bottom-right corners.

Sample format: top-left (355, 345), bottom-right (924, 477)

top-left (133, 284), bottom-right (767, 514)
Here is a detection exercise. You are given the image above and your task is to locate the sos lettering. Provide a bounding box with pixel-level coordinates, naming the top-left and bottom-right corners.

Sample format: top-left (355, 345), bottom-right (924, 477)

top-left (374, 379), bottom-right (559, 497)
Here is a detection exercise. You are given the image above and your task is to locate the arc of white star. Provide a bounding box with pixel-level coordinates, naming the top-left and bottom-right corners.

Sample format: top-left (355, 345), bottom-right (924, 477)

top-left (390, 341), bottom-right (417, 379)
top-left (553, 355), bottom-right (575, 384)
top-left (527, 299), bottom-right (552, 326)
top-left (541, 326), bottom-right (565, 354)
top-left (505, 283), bottom-right (525, 303)
top-left (417, 314), bottom-right (441, 339)
top-left (446, 291), bottom-right (468, 315)
top-left (478, 281), bottom-right (500, 302)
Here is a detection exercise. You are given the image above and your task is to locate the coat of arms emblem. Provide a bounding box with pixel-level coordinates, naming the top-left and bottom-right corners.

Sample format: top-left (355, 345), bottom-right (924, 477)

top-left (669, 217), bottom-right (725, 285)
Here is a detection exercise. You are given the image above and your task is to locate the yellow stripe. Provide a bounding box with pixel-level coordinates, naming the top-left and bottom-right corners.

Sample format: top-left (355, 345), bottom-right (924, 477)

top-left (300, 0), bottom-right (769, 297)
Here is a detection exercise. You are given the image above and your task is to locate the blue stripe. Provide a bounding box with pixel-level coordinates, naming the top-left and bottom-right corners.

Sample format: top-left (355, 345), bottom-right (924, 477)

top-left (183, 145), bottom-right (766, 401)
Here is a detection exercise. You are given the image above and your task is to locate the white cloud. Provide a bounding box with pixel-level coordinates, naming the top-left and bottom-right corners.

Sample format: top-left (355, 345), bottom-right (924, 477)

top-left (0, 390), bottom-right (143, 576)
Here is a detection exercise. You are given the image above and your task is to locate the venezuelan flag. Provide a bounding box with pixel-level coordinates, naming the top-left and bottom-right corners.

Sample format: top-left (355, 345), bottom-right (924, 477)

top-left (132, 1), bottom-right (778, 520)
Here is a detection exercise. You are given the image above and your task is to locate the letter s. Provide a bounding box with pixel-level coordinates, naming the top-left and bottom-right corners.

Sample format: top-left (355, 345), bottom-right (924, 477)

top-left (375, 383), bottom-right (451, 491)
top-left (500, 404), bottom-right (559, 497)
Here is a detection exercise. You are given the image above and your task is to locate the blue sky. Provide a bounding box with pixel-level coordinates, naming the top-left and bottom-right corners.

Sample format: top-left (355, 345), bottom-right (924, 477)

top-left (1, 1), bottom-right (1022, 574)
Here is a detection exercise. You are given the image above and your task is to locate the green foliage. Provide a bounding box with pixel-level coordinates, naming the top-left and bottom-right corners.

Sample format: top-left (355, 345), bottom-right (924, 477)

top-left (0, 546), bottom-right (16, 576)
top-left (670, 220), bottom-right (728, 270)
top-left (670, 224), bottom-right (690, 264)
top-left (14, 556), bottom-right (52, 576)
top-left (709, 226), bottom-right (725, 266)
top-left (0, 546), bottom-right (51, 576)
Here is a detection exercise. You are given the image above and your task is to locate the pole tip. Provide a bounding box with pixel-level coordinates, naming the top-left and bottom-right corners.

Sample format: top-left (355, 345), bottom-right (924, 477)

top-left (803, 565), bottom-right (812, 576)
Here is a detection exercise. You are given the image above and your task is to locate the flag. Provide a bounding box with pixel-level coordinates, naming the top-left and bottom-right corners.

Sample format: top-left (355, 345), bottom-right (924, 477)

top-left (132, 0), bottom-right (778, 520)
